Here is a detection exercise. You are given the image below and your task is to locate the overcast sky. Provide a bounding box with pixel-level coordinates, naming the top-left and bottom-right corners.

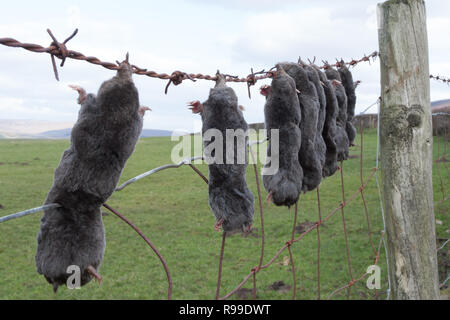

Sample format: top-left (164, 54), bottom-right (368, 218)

top-left (0, 0), bottom-right (449, 132)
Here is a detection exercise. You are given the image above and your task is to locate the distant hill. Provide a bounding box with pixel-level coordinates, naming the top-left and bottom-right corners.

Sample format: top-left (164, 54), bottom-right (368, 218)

top-left (0, 119), bottom-right (74, 139)
top-left (1, 98), bottom-right (448, 139)
top-left (431, 99), bottom-right (450, 113)
top-left (37, 128), bottom-right (72, 139)
top-left (0, 119), bottom-right (173, 139)
top-left (431, 99), bottom-right (450, 108)
top-left (34, 128), bottom-right (173, 139)
top-left (141, 129), bottom-right (173, 137)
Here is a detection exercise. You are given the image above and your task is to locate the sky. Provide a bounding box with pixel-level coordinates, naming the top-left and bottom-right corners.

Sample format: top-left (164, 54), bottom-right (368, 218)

top-left (0, 0), bottom-right (449, 133)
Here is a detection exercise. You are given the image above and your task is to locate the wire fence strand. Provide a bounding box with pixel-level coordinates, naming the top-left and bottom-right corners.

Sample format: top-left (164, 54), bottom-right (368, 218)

top-left (102, 203), bottom-right (173, 300)
top-left (0, 29), bottom-right (382, 95)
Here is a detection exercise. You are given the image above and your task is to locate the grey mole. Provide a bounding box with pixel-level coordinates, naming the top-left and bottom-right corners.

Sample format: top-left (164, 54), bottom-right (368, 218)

top-left (325, 67), bottom-right (349, 161)
top-left (189, 73), bottom-right (254, 232)
top-left (312, 65), bottom-right (339, 177)
top-left (260, 65), bottom-right (302, 206)
top-left (304, 64), bottom-right (327, 174)
top-left (280, 62), bottom-right (322, 192)
top-left (35, 55), bottom-right (147, 292)
top-left (338, 63), bottom-right (357, 146)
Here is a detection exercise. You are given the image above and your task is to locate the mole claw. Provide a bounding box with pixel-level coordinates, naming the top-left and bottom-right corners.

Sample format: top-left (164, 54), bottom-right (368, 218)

top-left (69, 84), bottom-right (87, 105)
top-left (87, 265), bottom-right (102, 285)
top-left (214, 219), bottom-right (224, 232)
top-left (139, 106), bottom-right (152, 116)
top-left (266, 192), bottom-right (273, 205)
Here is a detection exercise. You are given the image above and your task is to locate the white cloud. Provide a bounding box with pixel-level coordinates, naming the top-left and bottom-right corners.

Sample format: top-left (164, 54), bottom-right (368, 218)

top-left (66, 6), bottom-right (81, 29)
top-left (365, 4), bottom-right (378, 31)
top-left (0, 97), bottom-right (53, 119)
top-left (230, 6), bottom-right (378, 67)
top-left (0, 0), bottom-right (449, 132)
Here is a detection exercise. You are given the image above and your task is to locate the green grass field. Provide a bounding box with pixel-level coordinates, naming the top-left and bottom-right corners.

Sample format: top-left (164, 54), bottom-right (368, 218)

top-left (0, 130), bottom-right (448, 300)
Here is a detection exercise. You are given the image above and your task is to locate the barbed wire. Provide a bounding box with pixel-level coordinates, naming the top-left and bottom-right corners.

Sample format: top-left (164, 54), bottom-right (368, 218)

top-left (321, 51), bottom-right (379, 69)
top-left (430, 75), bottom-right (450, 85)
top-left (0, 28), bottom-right (379, 96)
top-left (1, 28), bottom-right (449, 101)
top-left (2, 29), bottom-right (448, 100)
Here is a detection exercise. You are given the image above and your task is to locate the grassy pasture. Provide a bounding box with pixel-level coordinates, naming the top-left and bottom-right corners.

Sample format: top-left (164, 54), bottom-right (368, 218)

top-left (0, 129), bottom-right (448, 299)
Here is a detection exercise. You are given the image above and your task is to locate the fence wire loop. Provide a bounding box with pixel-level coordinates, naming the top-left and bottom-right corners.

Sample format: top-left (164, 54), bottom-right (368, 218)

top-left (251, 266), bottom-right (260, 274)
top-left (285, 240), bottom-right (294, 247)
top-left (46, 28), bottom-right (78, 80)
top-left (165, 70), bottom-right (196, 94)
top-left (246, 68), bottom-right (266, 99)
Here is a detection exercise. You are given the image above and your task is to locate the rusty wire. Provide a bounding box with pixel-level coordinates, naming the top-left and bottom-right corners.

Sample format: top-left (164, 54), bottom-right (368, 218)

top-left (219, 167), bottom-right (380, 300)
top-left (327, 231), bottom-right (385, 299)
top-left (102, 203), bottom-right (173, 300)
top-left (0, 200), bottom-right (173, 299)
top-left (316, 188), bottom-right (322, 299)
top-left (288, 201), bottom-right (299, 300)
top-left (321, 51), bottom-right (379, 70)
top-left (215, 231), bottom-right (227, 300)
top-left (1, 29), bottom-right (379, 95)
top-left (1, 31), bottom-right (448, 98)
top-left (430, 74), bottom-right (450, 85)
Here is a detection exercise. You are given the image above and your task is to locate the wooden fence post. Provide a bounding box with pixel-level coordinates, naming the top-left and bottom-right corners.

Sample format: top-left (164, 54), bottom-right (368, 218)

top-left (377, 0), bottom-right (440, 299)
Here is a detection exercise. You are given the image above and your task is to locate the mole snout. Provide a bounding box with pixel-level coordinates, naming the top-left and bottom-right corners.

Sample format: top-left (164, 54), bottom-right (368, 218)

top-left (116, 52), bottom-right (133, 79)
